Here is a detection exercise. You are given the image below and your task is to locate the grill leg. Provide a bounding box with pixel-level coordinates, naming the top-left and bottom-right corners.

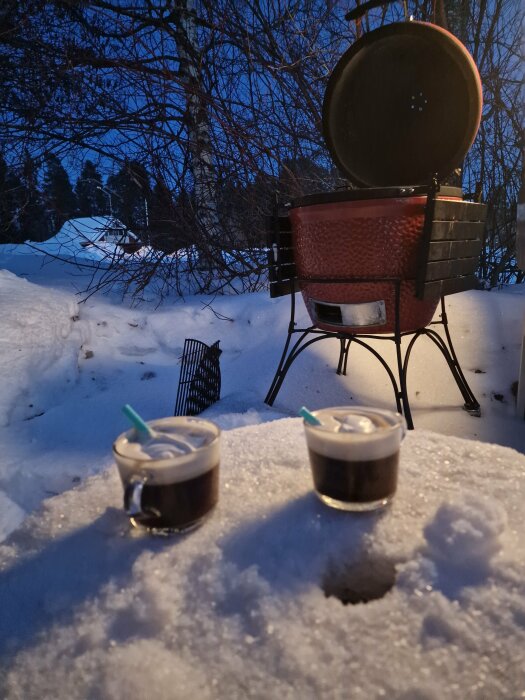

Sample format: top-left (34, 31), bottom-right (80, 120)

top-left (336, 339), bottom-right (352, 375)
top-left (265, 329), bottom-right (295, 406)
top-left (392, 281), bottom-right (414, 429)
top-left (265, 332), bottom-right (340, 406)
top-left (438, 297), bottom-right (481, 415)
top-left (395, 340), bottom-right (414, 430)
top-left (265, 291), bottom-right (298, 406)
top-left (402, 298), bottom-right (481, 419)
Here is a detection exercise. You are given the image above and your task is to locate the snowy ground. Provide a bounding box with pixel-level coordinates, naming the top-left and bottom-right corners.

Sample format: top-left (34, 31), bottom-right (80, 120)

top-left (0, 247), bottom-right (524, 531)
top-left (0, 248), bottom-right (525, 697)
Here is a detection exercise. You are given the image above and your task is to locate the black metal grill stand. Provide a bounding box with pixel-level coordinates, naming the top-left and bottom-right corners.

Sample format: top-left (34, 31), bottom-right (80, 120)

top-left (264, 289), bottom-right (480, 431)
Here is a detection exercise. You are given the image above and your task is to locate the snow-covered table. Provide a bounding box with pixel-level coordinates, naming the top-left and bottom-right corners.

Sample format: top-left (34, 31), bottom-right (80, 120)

top-left (1, 418), bottom-right (524, 699)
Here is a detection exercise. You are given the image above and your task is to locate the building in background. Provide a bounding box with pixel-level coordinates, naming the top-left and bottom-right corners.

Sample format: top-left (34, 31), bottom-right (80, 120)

top-left (28, 217), bottom-right (141, 259)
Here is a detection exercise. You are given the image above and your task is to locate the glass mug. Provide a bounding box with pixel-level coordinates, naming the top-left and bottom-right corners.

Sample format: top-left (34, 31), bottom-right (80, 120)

top-left (113, 416), bottom-right (220, 534)
top-left (303, 406), bottom-right (406, 511)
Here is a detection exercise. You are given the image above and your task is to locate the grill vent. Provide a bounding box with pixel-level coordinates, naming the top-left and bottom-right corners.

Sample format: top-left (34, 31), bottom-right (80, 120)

top-left (314, 302), bottom-right (343, 325)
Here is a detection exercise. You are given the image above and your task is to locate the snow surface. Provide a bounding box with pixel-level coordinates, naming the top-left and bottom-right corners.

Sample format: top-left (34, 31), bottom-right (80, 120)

top-left (0, 420), bottom-right (524, 699)
top-left (0, 246), bottom-right (525, 698)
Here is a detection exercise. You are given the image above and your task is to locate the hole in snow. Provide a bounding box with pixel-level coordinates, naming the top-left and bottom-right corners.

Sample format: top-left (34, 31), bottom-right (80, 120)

top-left (322, 554), bottom-right (396, 605)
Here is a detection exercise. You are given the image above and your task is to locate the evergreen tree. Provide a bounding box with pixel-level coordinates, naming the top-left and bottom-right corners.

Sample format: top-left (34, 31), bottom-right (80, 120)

top-left (75, 161), bottom-right (106, 217)
top-left (106, 160), bottom-right (151, 233)
top-left (19, 153), bottom-right (47, 241)
top-left (3, 169), bottom-right (26, 243)
top-left (0, 154), bottom-right (13, 243)
top-left (43, 153), bottom-right (77, 231)
top-left (0, 153), bottom-right (48, 243)
top-left (149, 178), bottom-right (183, 252)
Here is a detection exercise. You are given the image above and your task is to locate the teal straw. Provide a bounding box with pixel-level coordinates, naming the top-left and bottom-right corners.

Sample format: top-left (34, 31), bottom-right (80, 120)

top-left (299, 406), bottom-right (322, 426)
top-left (122, 404), bottom-right (154, 441)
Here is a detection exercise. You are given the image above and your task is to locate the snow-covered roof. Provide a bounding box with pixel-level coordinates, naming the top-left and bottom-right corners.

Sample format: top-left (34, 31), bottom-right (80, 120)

top-left (55, 216), bottom-right (137, 243)
top-left (52, 216), bottom-right (138, 244)
top-left (25, 216), bottom-right (139, 261)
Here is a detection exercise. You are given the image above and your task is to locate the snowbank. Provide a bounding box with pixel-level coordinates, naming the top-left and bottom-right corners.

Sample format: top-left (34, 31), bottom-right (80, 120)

top-left (0, 270), bottom-right (87, 426)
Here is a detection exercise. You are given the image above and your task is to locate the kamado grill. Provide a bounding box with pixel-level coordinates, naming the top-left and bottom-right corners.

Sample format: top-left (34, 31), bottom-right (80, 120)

top-left (265, 1), bottom-right (488, 428)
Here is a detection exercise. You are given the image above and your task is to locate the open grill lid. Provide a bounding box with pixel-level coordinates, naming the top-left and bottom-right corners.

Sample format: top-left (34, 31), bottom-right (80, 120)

top-left (322, 21), bottom-right (483, 188)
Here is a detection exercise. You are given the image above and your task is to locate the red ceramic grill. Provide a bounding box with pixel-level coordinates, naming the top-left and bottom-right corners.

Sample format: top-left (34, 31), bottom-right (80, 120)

top-left (289, 18), bottom-right (483, 334)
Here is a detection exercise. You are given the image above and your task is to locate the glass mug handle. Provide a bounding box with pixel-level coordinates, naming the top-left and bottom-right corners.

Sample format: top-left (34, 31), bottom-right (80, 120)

top-left (124, 477), bottom-right (159, 520)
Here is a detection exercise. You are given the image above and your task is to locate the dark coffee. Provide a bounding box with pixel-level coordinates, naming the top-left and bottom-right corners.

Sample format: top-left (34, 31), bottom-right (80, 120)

top-left (308, 449), bottom-right (398, 504)
top-left (125, 464), bottom-right (219, 531)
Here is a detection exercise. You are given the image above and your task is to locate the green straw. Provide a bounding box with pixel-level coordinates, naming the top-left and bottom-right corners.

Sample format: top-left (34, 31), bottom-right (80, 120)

top-left (122, 404), bottom-right (154, 441)
top-left (299, 406), bottom-right (322, 426)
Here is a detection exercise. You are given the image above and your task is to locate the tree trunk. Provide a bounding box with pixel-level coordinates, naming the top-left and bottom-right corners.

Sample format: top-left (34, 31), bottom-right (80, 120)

top-left (172, 0), bottom-right (221, 251)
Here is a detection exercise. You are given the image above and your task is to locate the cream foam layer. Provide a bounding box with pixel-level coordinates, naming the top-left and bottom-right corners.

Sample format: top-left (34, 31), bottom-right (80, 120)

top-left (304, 408), bottom-right (403, 461)
top-left (113, 417), bottom-right (220, 485)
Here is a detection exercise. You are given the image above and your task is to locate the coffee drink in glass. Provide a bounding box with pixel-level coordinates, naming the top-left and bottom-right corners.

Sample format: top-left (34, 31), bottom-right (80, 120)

top-left (303, 406), bottom-right (406, 511)
top-left (113, 416), bottom-right (220, 534)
